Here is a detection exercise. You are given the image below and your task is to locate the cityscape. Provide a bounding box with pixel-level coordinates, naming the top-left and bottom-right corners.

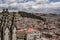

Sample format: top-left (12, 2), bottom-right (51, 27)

top-left (0, 8), bottom-right (60, 40)
top-left (0, 0), bottom-right (60, 40)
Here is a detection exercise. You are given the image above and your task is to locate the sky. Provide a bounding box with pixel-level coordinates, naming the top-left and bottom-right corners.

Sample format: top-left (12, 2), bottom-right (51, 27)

top-left (50, 0), bottom-right (60, 2)
top-left (0, 0), bottom-right (60, 13)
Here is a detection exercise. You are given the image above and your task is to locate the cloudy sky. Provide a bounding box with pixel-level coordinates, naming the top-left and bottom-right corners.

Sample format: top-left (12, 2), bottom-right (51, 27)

top-left (0, 0), bottom-right (60, 13)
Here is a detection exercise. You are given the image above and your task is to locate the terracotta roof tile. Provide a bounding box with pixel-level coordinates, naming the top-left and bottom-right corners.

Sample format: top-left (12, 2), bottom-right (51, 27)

top-left (28, 28), bottom-right (37, 32)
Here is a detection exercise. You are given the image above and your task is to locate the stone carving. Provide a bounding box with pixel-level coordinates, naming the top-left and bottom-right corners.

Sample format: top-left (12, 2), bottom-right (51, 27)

top-left (0, 8), bottom-right (17, 40)
top-left (4, 28), bottom-right (9, 40)
top-left (12, 28), bottom-right (16, 40)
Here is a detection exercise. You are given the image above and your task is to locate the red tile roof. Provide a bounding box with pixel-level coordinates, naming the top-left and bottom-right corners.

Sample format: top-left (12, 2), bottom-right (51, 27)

top-left (17, 28), bottom-right (37, 33)
top-left (17, 29), bottom-right (24, 32)
top-left (28, 28), bottom-right (37, 32)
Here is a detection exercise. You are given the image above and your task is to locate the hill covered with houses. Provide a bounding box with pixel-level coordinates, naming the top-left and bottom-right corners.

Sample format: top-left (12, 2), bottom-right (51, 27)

top-left (0, 10), bottom-right (60, 40)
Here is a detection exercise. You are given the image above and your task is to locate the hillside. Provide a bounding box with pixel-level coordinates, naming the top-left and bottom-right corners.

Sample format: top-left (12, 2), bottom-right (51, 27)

top-left (0, 11), bottom-right (60, 40)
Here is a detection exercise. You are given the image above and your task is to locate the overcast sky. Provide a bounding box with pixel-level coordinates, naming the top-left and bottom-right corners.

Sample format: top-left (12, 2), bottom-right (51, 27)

top-left (0, 0), bottom-right (60, 13)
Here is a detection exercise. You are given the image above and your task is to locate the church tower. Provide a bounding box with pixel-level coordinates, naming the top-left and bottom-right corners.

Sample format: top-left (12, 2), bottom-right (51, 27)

top-left (1, 8), bottom-right (9, 40)
top-left (1, 8), bottom-right (17, 40)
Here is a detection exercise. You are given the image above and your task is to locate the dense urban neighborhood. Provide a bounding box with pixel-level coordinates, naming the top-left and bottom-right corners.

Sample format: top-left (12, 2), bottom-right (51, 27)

top-left (0, 9), bottom-right (60, 40)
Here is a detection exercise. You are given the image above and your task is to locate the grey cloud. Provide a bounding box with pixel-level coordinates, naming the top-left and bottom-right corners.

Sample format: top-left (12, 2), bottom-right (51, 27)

top-left (0, 0), bottom-right (60, 13)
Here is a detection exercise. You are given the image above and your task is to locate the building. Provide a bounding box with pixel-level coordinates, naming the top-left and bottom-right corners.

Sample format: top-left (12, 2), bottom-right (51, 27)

top-left (17, 28), bottom-right (41, 40)
top-left (27, 28), bottom-right (41, 40)
top-left (17, 29), bottom-right (27, 40)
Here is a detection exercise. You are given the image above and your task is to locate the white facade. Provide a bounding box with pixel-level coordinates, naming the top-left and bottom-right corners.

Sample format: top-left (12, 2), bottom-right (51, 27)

top-left (27, 31), bottom-right (41, 40)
